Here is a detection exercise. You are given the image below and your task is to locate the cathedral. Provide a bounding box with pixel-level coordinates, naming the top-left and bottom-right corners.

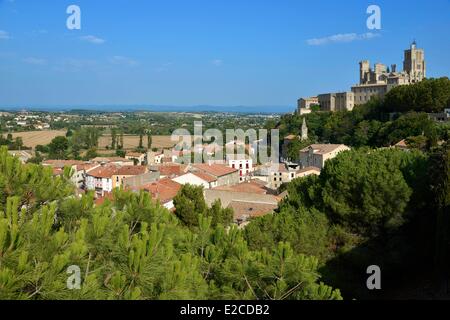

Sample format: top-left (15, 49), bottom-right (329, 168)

top-left (351, 41), bottom-right (426, 104)
top-left (298, 42), bottom-right (427, 114)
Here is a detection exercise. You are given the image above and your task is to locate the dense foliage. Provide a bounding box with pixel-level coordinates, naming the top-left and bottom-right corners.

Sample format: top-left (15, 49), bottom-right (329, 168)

top-left (174, 185), bottom-right (234, 228)
top-left (279, 106), bottom-right (446, 155)
top-left (0, 147), bottom-right (341, 300)
top-left (0, 134), bottom-right (28, 151)
top-left (382, 77), bottom-right (450, 113)
top-left (245, 145), bottom-right (449, 299)
top-left (277, 79), bottom-right (450, 157)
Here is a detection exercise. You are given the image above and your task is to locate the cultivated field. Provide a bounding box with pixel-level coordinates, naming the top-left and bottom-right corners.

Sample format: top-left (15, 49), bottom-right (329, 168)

top-left (9, 130), bottom-right (67, 148)
top-left (7, 131), bottom-right (178, 151)
top-left (98, 135), bottom-right (177, 150)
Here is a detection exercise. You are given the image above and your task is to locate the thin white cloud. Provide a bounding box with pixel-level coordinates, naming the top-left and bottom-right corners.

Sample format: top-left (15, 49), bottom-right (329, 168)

top-left (109, 56), bottom-right (139, 66)
top-left (211, 59), bottom-right (223, 66)
top-left (307, 32), bottom-right (380, 46)
top-left (80, 35), bottom-right (106, 44)
top-left (0, 30), bottom-right (11, 40)
top-left (23, 57), bottom-right (47, 65)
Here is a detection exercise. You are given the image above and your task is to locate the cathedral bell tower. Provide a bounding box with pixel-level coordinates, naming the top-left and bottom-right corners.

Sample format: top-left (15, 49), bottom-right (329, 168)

top-left (403, 41), bottom-right (426, 83)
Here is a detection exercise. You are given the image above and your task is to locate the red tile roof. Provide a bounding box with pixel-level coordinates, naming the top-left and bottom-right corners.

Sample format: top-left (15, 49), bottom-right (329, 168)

top-left (116, 165), bottom-right (148, 176)
top-left (158, 164), bottom-right (187, 177)
top-left (77, 163), bottom-right (99, 171)
top-left (193, 163), bottom-right (238, 177)
top-left (140, 179), bottom-right (182, 204)
top-left (86, 165), bottom-right (119, 179)
top-left (192, 172), bottom-right (217, 183)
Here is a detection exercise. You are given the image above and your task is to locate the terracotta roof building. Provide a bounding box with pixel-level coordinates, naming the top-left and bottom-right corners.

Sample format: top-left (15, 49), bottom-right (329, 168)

top-left (299, 144), bottom-right (350, 170)
top-left (193, 172), bottom-right (217, 183)
top-left (192, 163), bottom-right (239, 187)
top-left (140, 179), bottom-right (182, 209)
top-left (172, 172), bottom-right (218, 189)
top-left (87, 165), bottom-right (118, 179)
top-left (85, 165), bottom-right (119, 197)
top-left (112, 166), bottom-right (149, 189)
top-left (153, 164), bottom-right (188, 178)
top-left (116, 165), bottom-right (148, 176)
top-left (193, 163), bottom-right (237, 176)
top-left (76, 163), bottom-right (100, 171)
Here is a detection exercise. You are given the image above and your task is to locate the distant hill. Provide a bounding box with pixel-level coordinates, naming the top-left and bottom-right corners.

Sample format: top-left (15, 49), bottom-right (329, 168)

top-left (0, 105), bottom-right (293, 114)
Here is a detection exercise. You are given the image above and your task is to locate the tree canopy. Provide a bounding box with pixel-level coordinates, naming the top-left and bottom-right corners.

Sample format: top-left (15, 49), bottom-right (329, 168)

top-left (382, 77), bottom-right (450, 113)
top-left (244, 146), bottom-right (446, 299)
top-left (0, 147), bottom-right (341, 300)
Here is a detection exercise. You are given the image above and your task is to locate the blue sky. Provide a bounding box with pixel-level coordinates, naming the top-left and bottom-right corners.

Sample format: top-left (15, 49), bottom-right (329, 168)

top-left (0, 0), bottom-right (449, 109)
